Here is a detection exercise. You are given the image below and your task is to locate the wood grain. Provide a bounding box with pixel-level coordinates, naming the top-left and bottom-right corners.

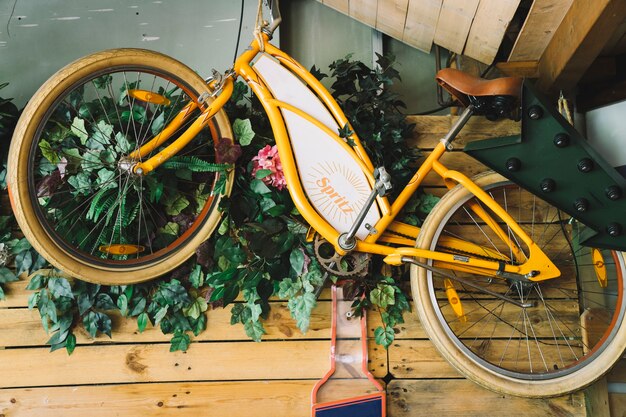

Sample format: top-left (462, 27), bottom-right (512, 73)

top-left (464, 0), bottom-right (520, 64)
top-left (387, 379), bottom-right (586, 416)
top-left (0, 339), bottom-right (387, 388)
top-left (376, 0), bottom-right (409, 40)
top-left (433, 0), bottom-right (480, 54)
top-left (403, 0), bottom-right (442, 52)
top-left (509, 0), bottom-right (574, 61)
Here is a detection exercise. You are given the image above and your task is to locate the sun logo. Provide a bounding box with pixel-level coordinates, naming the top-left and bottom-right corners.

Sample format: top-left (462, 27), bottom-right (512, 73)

top-left (306, 162), bottom-right (371, 224)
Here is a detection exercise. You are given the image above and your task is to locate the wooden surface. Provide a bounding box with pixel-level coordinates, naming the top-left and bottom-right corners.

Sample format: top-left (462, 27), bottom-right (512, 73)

top-left (508, 0), bottom-right (574, 62)
top-left (317, 0), bottom-right (518, 63)
top-left (464, 0), bottom-right (520, 64)
top-left (1, 116), bottom-right (619, 416)
top-left (536, 0), bottom-right (626, 92)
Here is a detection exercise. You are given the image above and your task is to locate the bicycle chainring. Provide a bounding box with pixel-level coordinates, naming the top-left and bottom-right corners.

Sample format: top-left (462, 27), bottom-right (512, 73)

top-left (313, 235), bottom-right (371, 277)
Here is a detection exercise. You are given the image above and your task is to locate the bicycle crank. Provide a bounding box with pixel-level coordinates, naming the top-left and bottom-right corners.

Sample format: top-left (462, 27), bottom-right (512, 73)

top-left (313, 235), bottom-right (371, 277)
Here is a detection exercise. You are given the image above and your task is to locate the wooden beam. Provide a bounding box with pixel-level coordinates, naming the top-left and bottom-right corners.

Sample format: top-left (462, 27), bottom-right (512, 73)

top-left (320, 0), bottom-right (349, 15)
top-left (433, 0), bottom-right (480, 55)
top-left (508, 0), bottom-right (574, 62)
top-left (496, 61), bottom-right (539, 78)
top-left (464, 0), bottom-right (520, 64)
top-left (376, 0), bottom-right (409, 40)
top-left (350, 0), bottom-right (378, 27)
top-left (402, 0), bottom-right (442, 53)
top-left (535, 0), bottom-right (626, 92)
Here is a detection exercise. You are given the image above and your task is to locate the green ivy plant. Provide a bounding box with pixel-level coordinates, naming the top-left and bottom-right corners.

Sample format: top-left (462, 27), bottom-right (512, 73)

top-left (0, 55), bottom-right (435, 353)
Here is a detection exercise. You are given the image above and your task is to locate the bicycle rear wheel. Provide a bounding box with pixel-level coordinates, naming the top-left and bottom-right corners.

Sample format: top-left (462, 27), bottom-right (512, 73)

top-left (8, 49), bottom-right (233, 284)
top-left (411, 171), bottom-right (626, 397)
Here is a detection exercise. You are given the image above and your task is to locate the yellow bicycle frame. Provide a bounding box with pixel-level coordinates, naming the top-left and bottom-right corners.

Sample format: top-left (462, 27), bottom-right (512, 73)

top-left (129, 33), bottom-right (560, 282)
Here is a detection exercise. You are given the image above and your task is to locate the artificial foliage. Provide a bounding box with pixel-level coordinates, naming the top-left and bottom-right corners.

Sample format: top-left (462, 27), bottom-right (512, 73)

top-left (0, 54), bottom-right (433, 354)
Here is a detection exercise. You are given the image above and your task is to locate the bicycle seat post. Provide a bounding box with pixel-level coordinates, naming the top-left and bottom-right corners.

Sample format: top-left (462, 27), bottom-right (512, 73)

top-left (441, 104), bottom-right (475, 150)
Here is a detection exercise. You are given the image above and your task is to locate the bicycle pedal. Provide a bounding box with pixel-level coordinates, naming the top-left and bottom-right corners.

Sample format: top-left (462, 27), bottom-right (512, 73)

top-left (127, 89), bottom-right (171, 106)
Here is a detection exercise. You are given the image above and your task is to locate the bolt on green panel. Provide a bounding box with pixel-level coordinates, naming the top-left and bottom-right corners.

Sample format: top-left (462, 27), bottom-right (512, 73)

top-left (464, 81), bottom-right (626, 252)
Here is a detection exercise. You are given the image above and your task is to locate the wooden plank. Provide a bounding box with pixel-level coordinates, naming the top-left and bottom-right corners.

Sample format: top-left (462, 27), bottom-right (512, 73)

top-left (0, 380), bottom-right (381, 417)
top-left (376, 0), bottom-right (409, 40)
top-left (536, 0), bottom-right (626, 92)
top-left (402, 0), bottom-right (442, 52)
top-left (433, 0), bottom-right (480, 55)
top-left (387, 379), bottom-right (586, 416)
top-left (406, 115), bottom-right (521, 149)
top-left (350, 0), bottom-right (378, 28)
top-left (464, 0), bottom-right (520, 64)
top-left (609, 393), bottom-right (626, 417)
top-left (584, 379), bottom-right (611, 417)
top-left (0, 303), bottom-right (388, 347)
top-left (0, 340), bottom-right (387, 388)
top-left (388, 340), bottom-right (460, 378)
top-left (496, 61), bottom-right (539, 78)
top-left (0, 277), bottom-right (338, 308)
top-left (607, 358), bottom-right (626, 383)
top-left (320, 0), bottom-right (349, 15)
top-left (509, 0), bottom-right (574, 62)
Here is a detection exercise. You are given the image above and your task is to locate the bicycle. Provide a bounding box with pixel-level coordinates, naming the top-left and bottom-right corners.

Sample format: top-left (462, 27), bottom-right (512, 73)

top-left (6, 0), bottom-right (626, 398)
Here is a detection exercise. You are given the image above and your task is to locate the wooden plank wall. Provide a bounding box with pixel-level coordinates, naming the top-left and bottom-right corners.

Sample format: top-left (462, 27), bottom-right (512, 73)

top-left (2, 116), bottom-right (624, 416)
top-left (318, 0), bottom-right (520, 64)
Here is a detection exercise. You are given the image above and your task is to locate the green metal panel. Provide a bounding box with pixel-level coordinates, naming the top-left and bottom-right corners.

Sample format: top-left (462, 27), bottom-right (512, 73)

top-left (464, 81), bottom-right (626, 252)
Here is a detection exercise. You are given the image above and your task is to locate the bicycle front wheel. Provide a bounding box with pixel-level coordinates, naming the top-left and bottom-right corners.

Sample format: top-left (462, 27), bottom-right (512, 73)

top-left (8, 49), bottom-right (233, 284)
top-left (411, 171), bottom-right (626, 397)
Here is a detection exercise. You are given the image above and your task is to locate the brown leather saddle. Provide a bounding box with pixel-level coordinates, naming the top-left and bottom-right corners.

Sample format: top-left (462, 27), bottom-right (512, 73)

top-left (436, 68), bottom-right (523, 118)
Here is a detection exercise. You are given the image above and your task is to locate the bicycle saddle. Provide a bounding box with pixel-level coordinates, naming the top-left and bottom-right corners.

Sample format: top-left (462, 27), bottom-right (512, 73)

top-left (436, 68), bottom-right (522, 107)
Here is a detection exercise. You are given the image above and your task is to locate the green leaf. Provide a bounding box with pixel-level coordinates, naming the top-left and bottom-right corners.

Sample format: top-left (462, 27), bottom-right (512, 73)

top-left (39, 140), bottom-right (61, 164)
top-left (153, 305), bottom-right (169, 327)
top-left (170, 331), bottom-right (191, 352)
top-left (183, 296), bottom-right (208, 320)
top-left (0, 266), bottom-right (18, 283)
top-left (191, 314), bottom-right (207, 336)
top-left (255, 169), bottom-right (272, 179)
top-left (189, 264), bottom-right (204, 288)
top-left (233, 118), bottom-right (255, 146)
top-left (65, 332), bottom-right (77, 355)
top-left (137, 312), bottom-right (149, 333)
top-left (15, 250), bottom-right (32, 276)
top-left (117, 294), bottom-right (129, 316)
top-left (374, 325), bottom-right (395, 349)
top-left (164, 194), bottom-right (190, 216)
top-left (230, 303), bottom-right (245, 325)
top-left (46, 329), bottom-right (69, 346)
top-left (243, 319), bottom-right (265, 342)
top-left (277, 278), bottom-right (301, 299)
top-left (70, 117), bottom-right (88, 144)
top-left (95, 293), bottom-right (116, 310)
top-left (48, 277), bottom-right (74, 299)
top-left (289, 249), bottom-right (305, 276)
top-left (370, 284), bottom-right (395, 309)
top-left (287, 292), bottom-right (316, 333)
top-left (250, 179), bottom-right (271, 194)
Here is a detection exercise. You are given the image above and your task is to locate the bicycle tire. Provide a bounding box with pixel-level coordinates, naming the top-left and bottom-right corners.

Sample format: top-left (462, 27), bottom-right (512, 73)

top-left (411, 171), bottom-right (626, 397)
top-left (8, 48), bottom-right (233, 284)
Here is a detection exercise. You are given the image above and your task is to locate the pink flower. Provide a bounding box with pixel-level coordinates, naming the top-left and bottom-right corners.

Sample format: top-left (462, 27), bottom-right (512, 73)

top-left (251, 145), bottom-right (286, 190)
